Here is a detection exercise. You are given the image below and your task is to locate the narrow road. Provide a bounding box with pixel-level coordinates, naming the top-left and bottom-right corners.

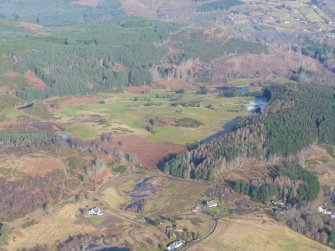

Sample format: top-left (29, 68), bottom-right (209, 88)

top-left (96, 171), bottom-right (143, 246)
top-left (184, 218), bottom-right (218, 251)
top-left (97, 171), bottom-right (137, 223)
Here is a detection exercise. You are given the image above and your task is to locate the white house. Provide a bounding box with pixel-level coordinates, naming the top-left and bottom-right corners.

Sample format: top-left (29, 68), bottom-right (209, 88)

top-left (205, 200), bottom-right (218, 208)
top-left (271, 200), bottom-right (285, 206)
top-left (88, 207), bottom-right (103, 216)
top-left (167, 240), bottom-right (184, 250)
top-left (318, 206), bottom-right (334, 218)
top-left (319, 206), bottom-right (327, 214)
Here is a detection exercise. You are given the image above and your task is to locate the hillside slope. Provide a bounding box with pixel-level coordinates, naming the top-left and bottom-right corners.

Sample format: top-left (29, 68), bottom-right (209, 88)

top-left (190, 215), bottom-right (333, 251)
top-left (0, 0), bottom-right (125, 26)
top-left (164, 84), bottom-right (335, 179)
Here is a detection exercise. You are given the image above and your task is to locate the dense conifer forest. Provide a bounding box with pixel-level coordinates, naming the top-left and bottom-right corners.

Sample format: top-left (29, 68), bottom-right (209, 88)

top-left (0, 0), bottom-right (125, 26)
top-left (13, 18), bottom-right (180, 99)
top-left (164, 84), bottom-right (335, 180)
top-left (227, 162), bottom-right (320, 206)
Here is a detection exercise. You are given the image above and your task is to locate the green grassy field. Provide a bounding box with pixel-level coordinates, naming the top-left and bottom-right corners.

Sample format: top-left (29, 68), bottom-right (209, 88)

top-left (228, 78), bottom-right (260, 87)
top-left (55, 89), bottom-right (253, 144)
top-left (190, 215), bottom-right (333, 251)
top-left (65, 124), bottom-right (98, 140)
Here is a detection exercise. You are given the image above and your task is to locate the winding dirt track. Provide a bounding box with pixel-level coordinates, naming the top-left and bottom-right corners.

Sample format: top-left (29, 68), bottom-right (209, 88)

top-left (184, 218), bottom-right (218, 251)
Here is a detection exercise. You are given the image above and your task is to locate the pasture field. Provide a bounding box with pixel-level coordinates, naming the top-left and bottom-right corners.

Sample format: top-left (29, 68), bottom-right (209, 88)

top-left (54, 88), bottom-right (253, 144)
top-left (144, 178), bottom-right (211, 217)
top-left (7, 203), bottom-right (97, 250)
top-left (190, 214), bottom-right (333, 251)
top-left (102, 185), bottom-right (129, 210)
top-left (228, 78), bottom-right (261, 87)
top-left (65, 123), bottom-right (99, 140)
top-left (301, 8), bottom-right (324, 23)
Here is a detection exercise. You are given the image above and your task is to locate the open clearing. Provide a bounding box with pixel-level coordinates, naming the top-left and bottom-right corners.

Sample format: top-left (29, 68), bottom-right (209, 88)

top-left (102, 185), bottom-right (129, 210)
top-left (0, 152), bottom-right (65, 177)
top-left (300, 144), bottom-right (335, 190)
top-left (54, 88), bottom-right (252, 145)
top-left (24, 70), bottom-right (48, 89)
top-left (190, 214), bottom-right (333, 251)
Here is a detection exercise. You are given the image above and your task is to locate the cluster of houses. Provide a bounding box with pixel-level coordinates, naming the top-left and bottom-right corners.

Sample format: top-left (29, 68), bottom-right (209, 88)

top-left (270, 200), bottom-right (287, 215)
top-left (318, 206), bottom-right (335, 219)
top-left (191, 200), bottom-right (218, 213)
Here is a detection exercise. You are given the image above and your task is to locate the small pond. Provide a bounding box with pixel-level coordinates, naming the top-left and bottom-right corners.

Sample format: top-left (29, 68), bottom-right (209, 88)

top-left (239, 86), bottom-right (250, 93)
top-left (247, 98), bottom-right (268, 112)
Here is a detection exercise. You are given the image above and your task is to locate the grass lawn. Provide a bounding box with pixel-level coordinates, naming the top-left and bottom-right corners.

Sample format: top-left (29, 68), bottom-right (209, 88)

top-left (205, 206), bottom-right (230, 218)
top-left (89, 217), bottom-right (107, 225)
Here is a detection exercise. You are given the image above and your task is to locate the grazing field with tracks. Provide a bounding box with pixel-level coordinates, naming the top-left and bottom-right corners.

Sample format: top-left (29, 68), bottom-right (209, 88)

top-left (190, 214), bottom-right (333, 251)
